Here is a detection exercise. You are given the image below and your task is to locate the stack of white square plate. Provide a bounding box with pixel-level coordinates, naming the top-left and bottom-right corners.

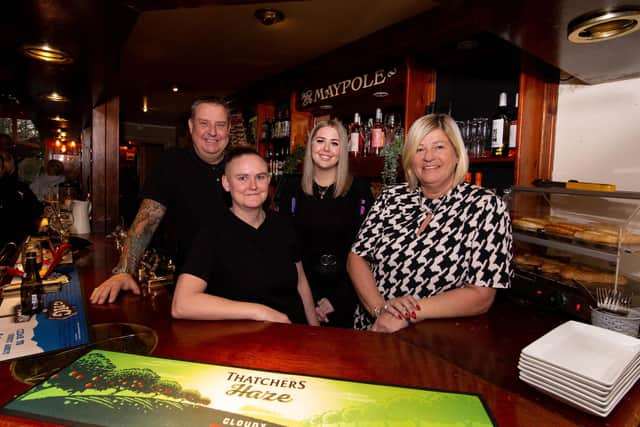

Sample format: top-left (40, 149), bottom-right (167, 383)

top-left (518, 320), bottom-right (640, 417)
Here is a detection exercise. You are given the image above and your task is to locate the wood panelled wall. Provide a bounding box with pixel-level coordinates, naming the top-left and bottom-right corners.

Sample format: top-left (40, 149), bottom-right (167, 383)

top-left (91, 97), bottom-right (120, 233)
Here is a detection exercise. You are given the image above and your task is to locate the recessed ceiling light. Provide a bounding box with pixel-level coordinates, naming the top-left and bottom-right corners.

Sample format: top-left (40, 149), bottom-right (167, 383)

top-left (171, 85), bottom-right (179, 93)
top-left (373, 91), bottom-right (389, 98)
top-left (318, 104), bottom-right (333, 110)
top-left (254, 8), bottom-right (285, 26)
top-left (568, 8), bottom-right (640, 43)
top-left (42, 92), bottom-right (70, 102)
top-left (50, 116), bottom-right (68, 122)
top-left (21, 43), bottom-right (73, 64)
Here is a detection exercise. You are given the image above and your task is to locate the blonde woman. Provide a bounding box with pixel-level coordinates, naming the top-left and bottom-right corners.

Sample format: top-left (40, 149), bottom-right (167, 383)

top-left (347, 114), bottom-right (512, 333)
top-left (276, 120), bottom-right (373, 327)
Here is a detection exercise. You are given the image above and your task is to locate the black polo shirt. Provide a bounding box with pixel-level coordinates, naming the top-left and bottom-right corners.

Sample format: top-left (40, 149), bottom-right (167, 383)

top-left (181, 209), bottom-right (306, 324)
top-left (141, 148), bottom-right (227, 272)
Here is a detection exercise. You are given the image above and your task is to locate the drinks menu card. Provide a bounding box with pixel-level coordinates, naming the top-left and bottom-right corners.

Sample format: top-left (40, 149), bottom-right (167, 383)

top-left (3, 350), bottom-right (494, 426)
top-left (0, 266), bottom-right (90, 362)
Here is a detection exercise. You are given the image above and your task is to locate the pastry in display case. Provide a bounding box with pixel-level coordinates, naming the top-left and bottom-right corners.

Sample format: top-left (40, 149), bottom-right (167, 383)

top-left (507, 186), bottom-right (640, 320)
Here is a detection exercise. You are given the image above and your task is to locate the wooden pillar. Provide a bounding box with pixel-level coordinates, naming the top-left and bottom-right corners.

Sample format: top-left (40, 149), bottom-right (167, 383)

top-left (404, 58), bottom-right (436, 132)
top-left (516, 53), bottom-right (559, 185)
top-left (91, 96), bottom-right (120, 233)
top-left (80, 127), bottom-right (91, 199)
top-left (289, 91), bottom-right (312, 150)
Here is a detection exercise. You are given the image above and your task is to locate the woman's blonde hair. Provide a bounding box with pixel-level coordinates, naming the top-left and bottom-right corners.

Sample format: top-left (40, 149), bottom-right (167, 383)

top-left (401, 114), bottom-right (469, 190)
top-left (301, 120), bottom-right (352, 197)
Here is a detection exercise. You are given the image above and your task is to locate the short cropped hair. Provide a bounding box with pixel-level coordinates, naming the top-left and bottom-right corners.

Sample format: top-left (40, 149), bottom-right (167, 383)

top-left (401, 114), bottom-right (469, 190)
top-left (190, 96), bottom-right (231, 125)
top-left (223, 145), bottom-right (266, 174)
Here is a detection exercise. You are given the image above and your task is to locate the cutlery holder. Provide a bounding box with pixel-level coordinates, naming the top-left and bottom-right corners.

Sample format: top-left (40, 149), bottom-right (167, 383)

top-left (591, 308), bottom-right (640, 337)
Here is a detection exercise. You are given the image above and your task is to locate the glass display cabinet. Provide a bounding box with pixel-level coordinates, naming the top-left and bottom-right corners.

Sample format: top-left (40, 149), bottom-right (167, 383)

top-left (508, 186), bottom-right (640, 319)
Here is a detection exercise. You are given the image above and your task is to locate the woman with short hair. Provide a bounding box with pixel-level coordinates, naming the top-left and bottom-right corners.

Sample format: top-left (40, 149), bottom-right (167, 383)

top-left (172, 146), bottom-right (318, 325)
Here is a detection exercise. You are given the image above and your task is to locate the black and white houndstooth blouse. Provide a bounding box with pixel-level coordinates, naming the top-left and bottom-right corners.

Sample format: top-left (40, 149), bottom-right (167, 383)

top-left (351, 182), bottom-right (512, 330)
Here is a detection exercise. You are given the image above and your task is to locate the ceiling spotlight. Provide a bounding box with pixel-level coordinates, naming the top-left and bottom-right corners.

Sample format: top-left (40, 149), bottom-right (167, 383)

top-left (21, 43), bottom-right (73, 64)
top-left (43, 92), bottom-right (70, 102)
top-left (171, 85), bottom-right (179, 93)
top-left (50, 115), bottom-right (68, 122)
top-left (568, 8), bottom-right (640, 43)
top-left (255, 8), bottom-right (285, 26)
top-left (143, 96), bottom-right (148, 113)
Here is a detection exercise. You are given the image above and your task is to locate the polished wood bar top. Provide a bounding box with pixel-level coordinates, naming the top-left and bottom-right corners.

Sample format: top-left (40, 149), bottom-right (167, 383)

top-left (1, 235), bottom-right (638, 427)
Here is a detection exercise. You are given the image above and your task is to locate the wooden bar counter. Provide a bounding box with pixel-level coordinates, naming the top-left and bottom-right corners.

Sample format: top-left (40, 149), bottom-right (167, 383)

top-left (0, 235), bottom-right (638, 427)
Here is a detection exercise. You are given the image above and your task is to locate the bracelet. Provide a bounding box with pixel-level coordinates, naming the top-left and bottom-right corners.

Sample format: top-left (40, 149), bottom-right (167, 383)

top-left (372, 303), bottom-right (388, 318)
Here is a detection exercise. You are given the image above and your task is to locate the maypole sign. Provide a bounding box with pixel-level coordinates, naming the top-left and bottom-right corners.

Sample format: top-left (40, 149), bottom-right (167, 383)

top-left (298, 67), bottom-right (399, 108)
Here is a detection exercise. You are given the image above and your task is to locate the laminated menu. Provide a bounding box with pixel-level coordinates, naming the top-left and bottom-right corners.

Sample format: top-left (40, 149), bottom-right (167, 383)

top-left (3, 350), bottom-right (494, 426)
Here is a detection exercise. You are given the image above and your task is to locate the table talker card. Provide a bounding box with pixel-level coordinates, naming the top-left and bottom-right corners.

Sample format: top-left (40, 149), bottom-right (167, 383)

top-left (3, 350), bottom-right (494, 426)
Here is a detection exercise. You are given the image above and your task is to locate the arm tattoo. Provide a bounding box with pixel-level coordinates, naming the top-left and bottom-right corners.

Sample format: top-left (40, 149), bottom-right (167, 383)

top-left (116, 199), bottom-right (166, 275)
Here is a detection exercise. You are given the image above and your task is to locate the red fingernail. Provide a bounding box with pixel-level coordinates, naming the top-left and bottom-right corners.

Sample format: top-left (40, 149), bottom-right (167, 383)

top-left (404, 312), bottom-right (410, 319)
top-left (416, 304), bottom-right (421, 310)
top-left (397, 315), bottom-right (403, 320)
top-left (411, 312), bottom-right (416, 319)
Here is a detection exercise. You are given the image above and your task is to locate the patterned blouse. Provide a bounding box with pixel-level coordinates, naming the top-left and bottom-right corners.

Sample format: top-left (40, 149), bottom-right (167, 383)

top-left (351, 182), bottom-right (512, 330)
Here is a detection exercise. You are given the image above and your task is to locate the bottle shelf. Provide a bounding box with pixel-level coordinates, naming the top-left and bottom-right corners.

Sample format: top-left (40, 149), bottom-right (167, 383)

top-left (470, 156), bottom-right (515, 164)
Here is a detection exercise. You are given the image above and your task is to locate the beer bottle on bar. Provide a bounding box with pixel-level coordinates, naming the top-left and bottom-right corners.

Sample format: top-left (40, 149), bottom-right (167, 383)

top-left (371, 108), bottom-right (385, 156)
top-left (20, 250), bottom-right (43, 316)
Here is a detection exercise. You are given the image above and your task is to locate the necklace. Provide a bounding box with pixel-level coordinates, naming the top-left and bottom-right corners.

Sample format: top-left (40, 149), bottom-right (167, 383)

top-left (416, 193), bottom-right (437, 236)
top-left (314, 183), bottom-right (333, 199)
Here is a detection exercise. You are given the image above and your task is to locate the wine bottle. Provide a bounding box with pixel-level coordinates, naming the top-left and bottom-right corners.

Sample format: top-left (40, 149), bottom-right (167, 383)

top-left (20, 250), bottom-right (43, 316)
top-left (371, 108), bottom-right (385, 156)
top-left (508, 93), bottom-right (519, 157)
top-left (491, 92), bottom-right (509, 157)
top-left (349, 113), bottom-right (363, 157)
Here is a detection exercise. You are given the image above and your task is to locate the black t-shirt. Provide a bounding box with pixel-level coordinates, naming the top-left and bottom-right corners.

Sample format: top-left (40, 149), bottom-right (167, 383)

top-left (141, 148), bottom-right (227, 272)
top-left (181, 209), bottom-right (306, 324)
top-left (275, 175), bottom-right (373, 327)
top-left (0, 175), bottom-right (43, 247)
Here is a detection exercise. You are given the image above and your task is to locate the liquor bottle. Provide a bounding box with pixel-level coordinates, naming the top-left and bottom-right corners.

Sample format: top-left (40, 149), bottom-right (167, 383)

top-left (274, 110), bottom-right (282, 138)
top-left (282, 109), bottom-right (290, 138)
top-left (349, 113), bottom-right (363, 156)
top-left (260, 118), bottom-right (270, 141)
top-left (20, 250), bottom-right (43, 316)
top-left (363, 118), bottom-right (373, 156)
top-left (266, 145), bottom-right (273, 174)
top-left (371, 108), bottom-right (385, 156)
top-left (385, 113), bottom-right (396, 147)
top-left (274, 148), bottom-right (281, 177)
top-left (490, 92), bottom-right (509, 157)
top-left (508, 93), bottom-right (519, 157)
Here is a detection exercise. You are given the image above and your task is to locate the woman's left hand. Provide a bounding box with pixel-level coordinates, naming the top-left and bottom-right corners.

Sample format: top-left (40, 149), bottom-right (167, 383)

top-left (370, 311), bottom-right (409, 333)
top-left (315, 297), bottom-right (335, 323)
top-left (383, 296), bottom-right (421, 323)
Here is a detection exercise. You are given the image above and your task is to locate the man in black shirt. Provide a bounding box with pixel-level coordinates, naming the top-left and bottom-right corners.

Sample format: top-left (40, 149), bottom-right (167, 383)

top-left (90, 97), bottom-right (231, 304)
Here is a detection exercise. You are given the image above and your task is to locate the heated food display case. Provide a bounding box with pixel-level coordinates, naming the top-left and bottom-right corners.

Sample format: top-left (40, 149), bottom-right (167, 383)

top-left (508, 186), bottom-right (640, 320)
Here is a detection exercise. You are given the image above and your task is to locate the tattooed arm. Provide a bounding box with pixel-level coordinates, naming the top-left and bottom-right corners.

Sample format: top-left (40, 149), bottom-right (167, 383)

top-left (90, 199), bottom-right (167, 304)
